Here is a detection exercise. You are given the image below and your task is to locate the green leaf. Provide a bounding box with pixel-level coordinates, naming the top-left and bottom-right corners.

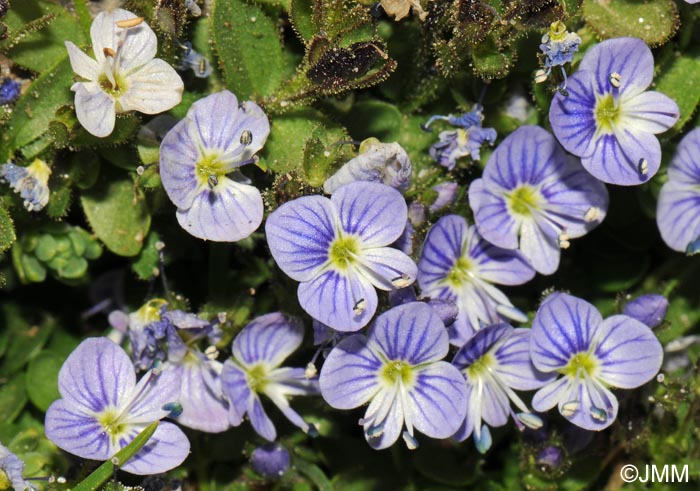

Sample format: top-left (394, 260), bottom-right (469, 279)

top-left (655, 50), bottom-right (700, 134)
top-left (26, 351), bottom-right (63, 411)
top-left (81, 170), bottom-right (151, 257)
top-left (343, 100), bottom-right (402, 142)
top-left (73, 422), bottom-right (159, 491)
top-left (0, 307), bottom-right (55, 376)
top-left (211, 0), bottom-right (285, 100)
top-left (294, 459), bottom-right (333, 491)
top-left (131, 231), bottom-right (162, 281)
top-left (0, 373), bottom-right (27, 423)
top-left (290, 0), bottom-right (316, 43)
top-left (582, 0), bottom-right (679, 47)
top-left (0, 203), bottom-right (15, 253)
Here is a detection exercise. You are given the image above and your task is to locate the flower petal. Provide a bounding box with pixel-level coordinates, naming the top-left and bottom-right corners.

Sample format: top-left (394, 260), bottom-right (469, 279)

top-left (621, 91), bottom-right (679, 134)
top-left (249, 395), bottom-right (277, 441)
top-left (91, 9), bottom-right (156, 68)
top-left (468, 224), bottom-right (535, 285)
top-left (121, 422), bottom-right (190, 475)
top-left (594, 315), bottom-right (663, 388)
top-left (124, 366), bottom-right (180, 424)
top-left (558, 378), bottom-right (619, 431)
top-left (363, 387), bottom-right (403, 449)
top-left (45, 399), bottom-right (112, 460)
top-left (578, 37), bottom-right (654, 96)
top-left (656, 182), bottom-right (700, 252)
top-left (159, 118), bottom-right (202, 209)
top-left (65, 41), bottom-right (99, 80)
top-left (549, 70), bottom-right (598, 157)
top-left (233, 312), bottom-right (304, 367)
top-left (320, 334), bottom-right (382, 409)
top-left (331, 182), bottom-right (407, 246)
top-left (469, 178), bottom-right (519, 250)
top-left (519, 218), bottom-right (560, 275)
top-left (667, 128), bottom-right (700, 185)
top-left (266, 195), bottom-right (337, 282)
top-left (532, 376), bottom-right (570, 412)
top-left (493, 328), bottom-right (555, 390)
top-left (72, 82), bottom-right (116, 138)
top-left (176, 178), bottom-right (263, 242)
top-left (171, 359), bottom-right (230, 433)
top-left (220, 360), bottom-right (248, 426)
top-left (358, 246), bottom-right (417, 291)
top-left (119, 59), bottom-right (183, 114)
top-left (370, 302), bottom-right (449, 364)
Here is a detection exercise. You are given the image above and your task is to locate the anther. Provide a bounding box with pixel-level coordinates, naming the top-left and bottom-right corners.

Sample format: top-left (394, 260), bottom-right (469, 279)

top-left (352, 298), bottom-right (366, 315)
top-left (208, 174), bottom-right (218, 188)
top-left (590, 405), bottom-right (608, 422)
top-left (558, 233), bottom-right (571, 249)
top-left (240, 130), bottom-right (253, 146)
top-left (560, 401), bottom-right (579, 417)
top-left (609, 72), bottom-right (621, 88)
top-left (638, 158), bottom-right (648, 175)
top-left (584, 206), bottom-right (602, 222)
top-left (116, 17), bottom-right (145, 28)
top-left (534, 69), bottom-right (548, 84)
top-left (204, 345), bottom-right (219, 360)
top-left (391, 274), bottom-right (413, 288)
top-left (103, 47), bottom-right (117, 58)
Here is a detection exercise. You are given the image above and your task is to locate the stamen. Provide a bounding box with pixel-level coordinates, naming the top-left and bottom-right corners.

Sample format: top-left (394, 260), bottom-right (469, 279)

top-left (590, 405), bottom-right (608, 422)
top-left (516, 412), bottom-right (543, 430)
top-left (534, 69), bottom-right (548, 84)
top-left (402, 430), bottom-right (419, 450)
top-left (609, 72), bottom-right (621, 88)
top-left (162, 402), bottom-right (183, 417)
top-left (240, 130), bottom-right (253, 145)
top-left (103, 47), bottom-right (116, 58)
top-left (638, 158), bottom-right (648, 175)
top-left (560, 400), bottom-right (579, 417)
top-left (584, 206), bottom-right (602, 222)
top-left (366, 423), bottom-right (384, 438)
top-left (208, 174), bottom-right (218, 189)
top-left (305, 361), bottom-right (318, 379)
top-left (352, 298), bottom-right (366, 315)
top-left (116, 17), bottom-right (145, 28)
top-left (204, 345), bottom-right (219, 360)
top-left (558, 233), bottom-right (570, 249)
top-left (391, 273), bottom-right (413, 288)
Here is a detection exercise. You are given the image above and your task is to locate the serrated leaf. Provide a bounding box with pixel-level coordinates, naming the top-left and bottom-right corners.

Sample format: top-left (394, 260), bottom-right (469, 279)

top-left (655, 51), bottom-right (700, 134)
top-left (26, 351), bottom-right (63, 411)
top-left (0, 203), bottom-right (15, 253)
top-left (582, 0), bottom-right (679, 47)
top-left (211, 0), bottom-right (284, 100)
top-left (81, 170), bottom-right (151, 257)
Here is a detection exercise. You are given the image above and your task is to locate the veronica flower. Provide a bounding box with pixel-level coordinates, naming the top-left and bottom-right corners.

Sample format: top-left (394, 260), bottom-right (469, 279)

top-left (320, 302), bottom-right (467, 449)
top-left (423, 106), bottom-right (497, 170)
top-left (452, 324), bottom-right (553, 453)
top-left (1, 159), bottom-right (51, 212)
top-left (179, 42), bottom-right (212, 78)
top-left (657, 128), bottom-right (700, 253)
top-left (250, 444), bottom-right (291, 479)
top-left (323, 141), bottom-right (412, 194)
top-left (0, 78), bottom-right (20, 105)
top-left (160, 90), bottom-right (269, 241)
top-left (549, 37), bottom-right (679, 185)
top-left (266, 181), bottom-right (417, 331)
top-left (535, 21), bottom-right (581, 89)
top-left (530, 293), bottom-right (663, 430)
top-left (65, 9), bottom-right (183, 137)
top-left (0, 442), bottom-right (36, 491)
top-left (469, 125), bottom-right (608, 275)
top-left (418, 215), bottom-right (534, 346)
top-left (45, 338), bottom-right (190, 474)
top-left (220, 313), bottom-right (319, 441)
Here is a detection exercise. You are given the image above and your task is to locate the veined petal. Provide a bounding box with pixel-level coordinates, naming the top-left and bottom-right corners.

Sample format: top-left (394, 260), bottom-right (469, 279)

top-left (45, 399), bottom-right (112, 460)
top-left (249, 395), bottom-right (277, 441)
top-left (124, 366), bottom-right (180, 424)
top-left (363, 386), bottom-right (403, 449)
top-left (468, 179), bottom-right (519, 250)
top-left (621, 91), bottom-right (679, 134)
top-left (468, 226), bottom-right (535, 285)
top-left (267, 367), bottom-right (319, 397)
top-left (57, 338), bottom-right (135, 414)
top-left (656, 182), bottom-right (700, 252)
top-left (667, 128), bottom-right (700, 184)
top-left (408, 362), bottom-right (467, 439)
top-left (175, 178), bottom-right (263, 242)
top-left (119, 59), bottom-right (183, 114)
top-left (320, 334), bottom-right (382, 409)
top-left (159, 118), bottom-right (202, 209)
top-left (559, 377), bottom-right (619, 431)
top-left (531, 293), bottom-right (602, 372)
top-left (220, 360), bottom-right (249, 426)
top-left (549, 70), bottom-right (598, 157)
top-left (121, 422), bottom-right (190, 475)
top-left (73, 82), bottom-right (116, 138)
top-left (298, 269), bottom-right (378, 332)
top-left (493, 328), bottom-right (555, 390)
top-left (65, 41), bottom-right (99, 80)
top-left (358, 246), bottom-right (417, 291)
top-left (451, 384), bottom-right (475, 441)
top-left (453, 323), bottom-right (511, 369)
top-left (594, 315), bottom-right (663, 389)
top-left (91, 9), bottom-right (156, 67)
top-left (370, 302), bottom-right (449, 364)
top-left (478, 379), bottom-right (510, 428)
top-left (266, 195), bottom-right (337, 282)
top-left (578, 37), bottom-right (654, 96)
top-left (418, 214), bottom-right (468, 290)
top-left (233, 312), bottom-right (304, 367)
top-left (171, 359), bottom-right (230, 433)
top-left (331, 182), bottom-right (407, 246)
top-left (532, 376), bottom-right (570, 412)
top-left (519, 218), bottom-right (560, 275)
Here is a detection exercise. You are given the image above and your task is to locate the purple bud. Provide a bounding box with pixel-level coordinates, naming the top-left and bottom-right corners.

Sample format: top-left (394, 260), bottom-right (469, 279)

top-left (536, 445), bottom-right (564, 470)
top-left (251, 444), bottom-right (291, 479)
top-left (389, 287), bottom-right (418, 307)
top-left (428, 182), bottom-right (459, 213)
top-left (408, 201), bottom-right (426, 226)
top-left (622, 294), bottom-right (669, 329)
top-left (426, 298), bottom-right (458, 327)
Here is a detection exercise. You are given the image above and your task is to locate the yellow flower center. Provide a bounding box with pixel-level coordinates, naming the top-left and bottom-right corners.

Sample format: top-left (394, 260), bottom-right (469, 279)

top-left (467, 353), bottom-right (494, 379)
top-left (98, 72), bottom-right (128, 97)
top-left (328, 235), bottom-right (360, 270)
top-left (561, 352), bottom-right (598, 379)
top-left (195, 153), bottom-right (227, 189)
top-left (98, 408), bottom-right (127, 444)
top-left (446, 256), bottom-right (473, 288)
top-left (246, 364), bottom-right (269, 393)
top-left (507, 185), bottom-right (540, 217)
top-left (380, 360), bottom-right (414, 386)
top-left (0, 470), bottom-right (11, 490)
top-left (594, 93), bottom-right (621, 134)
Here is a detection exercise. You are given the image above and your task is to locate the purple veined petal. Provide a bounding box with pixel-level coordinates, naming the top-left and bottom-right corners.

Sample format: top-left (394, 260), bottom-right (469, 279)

top-left (558, 376), bottom-right (619, 431)
top-left (622, 294), bottom-right (668, 329)
top-left (119, 59), bottom-right (183, 114)
top-left (417, 214), bottom-right (468, 291)
top-left (298, 269), bottom-right (378, 332)
top-left (331, 182), bottom-right (407, 246)
top-left (408, 362), bottom-right (468, 439)
top-left (124, 365), bottom-right (180, 424)
top-left (171, 358), bottom-right (230, 433)
top-left (451, 384), bottom-right (475, 441)
top-left (519, 218), bottom-right (560, 275)
top-left (370, 302), bottom-right (449, 364)
top-left (72, 82), bottom-right (116, 138)
top-left (531, 376), bottom-right (570, 412)
top-left (265, 195), bottom-right (338, 282)
top-left (549, 70), bottom-right (598, 157)
top-left (478, 378), bottom-right (510, 428)
top-left (453, 323), bottom-right (512, 369)
top-left (264, 386), bottom-right (313, 434)
top-left (45, 399), bottom-right (112, 460)
top-left (588, 126), bottom-right (661, 185)
top-left (363, 386), bottom-right (403, 449)
top-left (176, 177), bottom-right (263, 242)
top-left (233, 313), bottom-right (304, 367)
top-left (121, 422), bottom-right (190, 475)
top-left (57, 338), bottom-right (135, 414)
top-left (493, 328), bottom-right (556, 390)
top-left (447, 309), bottom-right (478, 347)
top-left (531, 293), bottom-right (603, 372)
top-left (320, 334), bottom-right (382, 409)
top-left (468, 226), bottom-right (535, 285)
top-left (578, 37), bottom-right (654, 97)
top-left (65, 41), bottom-right (99, 80)
top-left (91, 9), bottom-right (157, 68)
top-left (620, 91), bottom-right (679, 134)
top-left (249, 395), bottom-right (277, 441)
top-left (656, 181), bottom-right (700, 252)
top-left (468, 179), bottom-right (519, 250)
top-left (220, 360), bottom-right (248, 426)
top-left (267, 367), bottom-right (320, 397)
top-left (160, 118), bottom-right (202, 209)
top-left (593, 315), bottom-right (663, 388)
top-left (667, 128), bottom-right (700, 185)
top-left (357, 246), bottom-right (417, 291)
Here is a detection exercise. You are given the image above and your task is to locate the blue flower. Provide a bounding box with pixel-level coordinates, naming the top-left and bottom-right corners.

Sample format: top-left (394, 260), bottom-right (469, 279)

top-left (323, 141), bottom-right (412, 194)
top-left (535, 21), bottom-right (581, 89)
top-left (179, 42), bottom-right (212, 78)
top-left (220, 313), bottom-right (319, 441)
top-left (251, 444), bottom-right (291, 479)
top-left (0, 442), bottom-right (36, 491)
top-left (423, 105), bottom-right (497, 170)
top-left (0, 78), bottom-right (20, 105)
top-left (656, 128), bottom-right (700, 253)
top-left (45, 338), bottom-right (190, 475)
top-left (160, 90), bottom-right (269, 241)
top-left (266, 181), bottom-right (417, 332)
top-left (319, 302), bottom-right (468, 449)
top-left (451, 324), bottom-right (552, 453)
top-left (418, 215), bottom-right (534, 346)
top-left (530, 293), bottom-right (663, 430)
top-left (549, 37), bottom-right (679, 185)
top-left (1, 159), bottom-right (51, 212)
top-left (469, 125), bottom-right (608, 275)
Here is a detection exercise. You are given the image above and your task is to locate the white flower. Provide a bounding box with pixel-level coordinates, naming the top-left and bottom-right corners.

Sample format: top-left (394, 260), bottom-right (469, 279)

top-left (65, 9), bottom-right (184, 138)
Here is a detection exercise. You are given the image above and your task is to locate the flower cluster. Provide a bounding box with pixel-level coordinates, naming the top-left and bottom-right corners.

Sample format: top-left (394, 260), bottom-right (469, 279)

top-left (535, 21), bottom-right (581, 89)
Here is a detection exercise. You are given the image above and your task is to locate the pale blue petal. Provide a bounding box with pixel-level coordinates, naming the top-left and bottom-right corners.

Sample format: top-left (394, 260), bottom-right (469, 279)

top-left (363, 388), bottom-right (403, 450)
top-left (578, 37), bottom-right (654, 96)
top-left (220, 360), bottom-right (251, 426)
top-left (125, 365), bottom-right (180, 423)
top-left (171, 358), bottom-right (230, 433)
top-left (121, 422), bottom-right (190, 475)
top-left (466, 224), bottom-right (535, 285)
top-left (549, 70), bottom-right (598, 157)
top-left (45, 399), bottom-right (112, 460)
top-left (451, 384), bottom-right (475, 441)
top-left (519, 218), bottom-right (560, 275)
top-left (493, 328), bottom-right (556, 390)
top-left (159, 118), bottom-right (202, 209)
top-left (73, 82), bottom-right (116, 138)
top-left (249, 395), bottom-right (277, 441)
top-left (469, 179), bottom-right (519, 250)
top-left (233, 312), bottom-right (304, 367)
top-left (657, 181), bottom-right (700, 252)
top-left (532, 376), bottom-right (569, 412)
top-left (558, 378), bottom-right (619, 431)
top-left (667, 128), bottom-right (700, 185)
top-left (359, 246), bottom-right (417, 291)
top-left (622, 91), bottom-right (679, 134)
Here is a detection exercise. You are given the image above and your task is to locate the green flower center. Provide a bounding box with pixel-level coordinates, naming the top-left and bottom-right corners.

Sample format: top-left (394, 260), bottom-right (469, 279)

top-left (446, 256), bottom-right (473, 288)
top-left (0, 470), bottom-right (10, 490)
top-left (98, 408), bottom-right (126, 439)
top-left (594, 93), bottom-right (621, 134)
top-left (98, 72), bottom-right (128, 97)
top-left (561, 352), bottom-right (598, 379)
top-left (195, 153), bottom-right (227, 188)
top-left (246, 364), bottom-right (269, 393)
top-left (380, 360), bottom-right (414, 386)
top-left (328, 235), bottom-right (359, 270)
top-left (467, 353), bottom-right (494, 379)
top-left (507, 185), bottom-right (540, 217)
